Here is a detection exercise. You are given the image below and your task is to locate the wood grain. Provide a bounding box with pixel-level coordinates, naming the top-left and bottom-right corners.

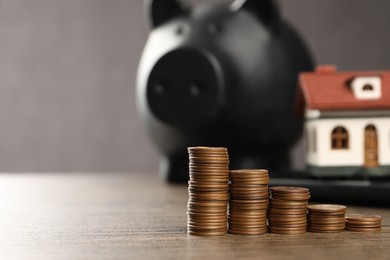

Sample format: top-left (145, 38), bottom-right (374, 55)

top-left (0, 173), bottom-right (389, 259)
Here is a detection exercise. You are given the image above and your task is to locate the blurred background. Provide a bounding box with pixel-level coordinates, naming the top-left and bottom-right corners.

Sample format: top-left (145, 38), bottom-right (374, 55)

top-left (0, 0), bottom-right (389, 173)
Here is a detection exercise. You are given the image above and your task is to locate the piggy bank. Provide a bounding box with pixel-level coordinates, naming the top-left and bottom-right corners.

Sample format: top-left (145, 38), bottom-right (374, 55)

top-left (136, 0), bottom-right (314, 183)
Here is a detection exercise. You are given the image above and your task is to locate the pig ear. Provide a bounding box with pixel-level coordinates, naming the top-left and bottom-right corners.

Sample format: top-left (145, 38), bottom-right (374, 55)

top-left (232, 0), bottom-right (279, 30)
top-left (146, 0), bottom-right (190, 29)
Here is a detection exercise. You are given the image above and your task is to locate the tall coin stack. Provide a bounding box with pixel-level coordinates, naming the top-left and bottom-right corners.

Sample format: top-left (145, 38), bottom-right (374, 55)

top-left (268, 187), bottom-right (310, 235)
top-left (187, 147), bottom-right (229, 236)
top-left (228, 169), bottom-right (269, 235)
top-left (307, 204), bottom-right (346, 233)
top-left (345, 214), bottom-right (382, 232)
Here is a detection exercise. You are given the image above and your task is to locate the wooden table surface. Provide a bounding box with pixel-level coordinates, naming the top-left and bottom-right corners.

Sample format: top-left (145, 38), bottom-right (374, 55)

top-left (0, 173), bottom-right (389, 259)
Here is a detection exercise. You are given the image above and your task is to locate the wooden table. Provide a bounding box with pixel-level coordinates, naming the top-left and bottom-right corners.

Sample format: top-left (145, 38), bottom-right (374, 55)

top-left (0, 173), bottom-right (389, 259)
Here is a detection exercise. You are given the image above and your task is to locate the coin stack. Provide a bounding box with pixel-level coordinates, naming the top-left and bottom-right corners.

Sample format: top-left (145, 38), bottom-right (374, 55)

top-left (345, 214), bottom-right (382, 232)
top-left (268, 187), bottom-right (310, 235)
top-left (228, 169), bottom-right (269, 235)
top-left (187, 147), bottom-right (229, 236)
top-left (307, 204), bottom-right (347, 233)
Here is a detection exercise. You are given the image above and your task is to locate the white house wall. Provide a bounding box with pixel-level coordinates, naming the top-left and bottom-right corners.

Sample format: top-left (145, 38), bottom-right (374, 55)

top-left (306, 118), bottom-right (390, 167)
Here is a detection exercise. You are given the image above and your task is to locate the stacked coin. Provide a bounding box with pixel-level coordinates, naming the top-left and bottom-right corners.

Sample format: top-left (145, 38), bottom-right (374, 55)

top-left (187, 147), bottom-right (229, 236)
top-left (307, 204), bottom-right (346, 233)
top-left (345, 214), bottom-right (382, 232)
top-left (268, 186), bottom-right (310, 235)
top-left (228, 169), bottom-right (269, 235)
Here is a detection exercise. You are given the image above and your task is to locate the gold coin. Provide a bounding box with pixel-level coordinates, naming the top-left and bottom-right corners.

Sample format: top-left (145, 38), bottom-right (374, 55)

top-left (230, 169), bottom-right (268, 173)
top-left (188, 218), bottom-right (227, 223)
top-left (230, 172), bottom-right (268, 179)
top-left (188, 146), bottom-right (227, 151)
top-left (188, 222), bottom-right (227, 229)
top-left (268, 217), bottom-right (308, 222)
top-left (229, 205), bottom-right (268, 211)
top-left (230, 177), bottom-right (269, 180)
top-left (229, 219), bottom-right (267, 224)
top-left (230, 191), bottom-right (269, 196)
top-left (308, 212), bottom-right (345, 218)
top-left (230, 185), bottom-right (269, 190)
top-left (308, 224), bottom-right (345, 231)
top-left (189, 148), bottom-right (228, 152)
top-left (190, 162), bottom-right (230, 167)
top-left (268, 227), bottom-right (306, 235)
top-left (230, 189), bottom-right (269, 195)
top-left (269, 203), bottom-right (308, 210)
top-left (230, 199), bottom-right (268, 204)
top-left (270, 194), bottom-right (310, 201)
top-left (189, 179), bottom-right (228, 184)
top-left (346, 223), bottom-right (381, 228)
top-left (189, 153), bottom-right (229, 158)
top-left (307, 229), bottom-right (344, 233)
top-left (229, 222), bottom-right (267, 227)
top-left (231, 181), bottom-right (269, 185)
top-left (188, 231), bottom-right (227, 236)
top-left (230, 175), bottom-right (269, 179)
top-left (188, 212), bottom-right (227, 217)
top-left (230, 196), bottom-right (269, 201)
top-left (268, 218), bottom-right (307, 225)
top-left (345, 214), bottom-right (382, 223)
top-left (228, 228), bottom-right (268, 235)
top-left (188, 205), bottom-right (227, 211)
top-left (308, 219), bottom-right (345, 225)
top-left (268, 207), bottom-right (307, 214)
top-left (308, 204), bottom-right (347, 213)
top-left (190, 172), bottom-right (229, 177)
top-left (308, 214), bottom-right (345, 218)
top-left (270, 198), bottom-right (308, 206)
top-left (270, 186), bottom-right (309, 194)
top-left (229, 213), bottom-right (267, 219)
top-left (229, 207), bottom-right (268, 213)
top-left (188, 209), bottom-right (227, 215)
top-left (268, 224), bottom-right (307, 229)
top-left (229, 200), bottom-right (268, 205)
top-left (189, 173), bottom-right (229, 178)
top-left (189, 156), bottom-right (229, 161)
top-left (188, 217), bottom-right (227, 222)
top-left (345, 227), bottom-right (382, 232)
top-left (189, 182), bottom-right (228, 188)
top-left (188, 187), bottom-right (229, 192)
top-left (190, 196), bottom-right (228, 201)
top-left (188, 200), bottom-right (227, 206)
top-left (189, 164), bottom-right (229, 169)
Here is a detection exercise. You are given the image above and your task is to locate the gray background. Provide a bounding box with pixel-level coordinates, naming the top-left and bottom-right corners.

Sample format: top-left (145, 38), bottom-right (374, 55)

top-left (0, 0), bottom-right (389, 173)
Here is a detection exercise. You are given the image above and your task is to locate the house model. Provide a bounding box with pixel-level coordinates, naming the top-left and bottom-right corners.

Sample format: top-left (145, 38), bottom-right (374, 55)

top-left (298, 65), bottom-right (390, 177)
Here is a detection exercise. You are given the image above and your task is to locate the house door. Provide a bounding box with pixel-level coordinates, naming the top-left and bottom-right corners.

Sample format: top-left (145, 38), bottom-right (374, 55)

top-left (364, 125), bottom-right (378, 167)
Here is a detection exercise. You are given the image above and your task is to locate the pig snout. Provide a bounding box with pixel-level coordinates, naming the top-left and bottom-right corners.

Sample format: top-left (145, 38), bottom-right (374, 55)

top-left (146, 48), bottom-right (223, 125)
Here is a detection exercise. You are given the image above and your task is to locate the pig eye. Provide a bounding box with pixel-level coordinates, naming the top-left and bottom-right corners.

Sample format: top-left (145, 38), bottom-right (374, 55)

top-left (154, 83), bottom-right (167, 95)
top-left (207, 23), bottom-right (222, 35)
top-left (189, 84), bottom-right (202, 97)
top-left (176, 25), bottom-right (185, 35)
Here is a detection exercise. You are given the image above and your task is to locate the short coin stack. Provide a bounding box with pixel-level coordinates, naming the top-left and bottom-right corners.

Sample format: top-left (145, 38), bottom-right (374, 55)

top-left (228, 169), bottom-right (269, 235)
top-left (307, 204), bottom-right (346, 233)
top-left (187, 147), bottom-right (229, 236)
top-left (268, 187), bottom-right (310, 235)
top-left (345, 214), bottom-right (382, 232)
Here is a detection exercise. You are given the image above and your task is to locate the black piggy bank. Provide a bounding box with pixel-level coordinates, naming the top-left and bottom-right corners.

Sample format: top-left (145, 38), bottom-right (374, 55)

top-left (136, 0), bottom-right (314, 183)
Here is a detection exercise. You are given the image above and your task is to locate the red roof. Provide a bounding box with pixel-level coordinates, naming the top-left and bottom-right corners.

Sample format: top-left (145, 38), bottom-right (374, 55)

top-left (298, 65), bottom-right (390, 111)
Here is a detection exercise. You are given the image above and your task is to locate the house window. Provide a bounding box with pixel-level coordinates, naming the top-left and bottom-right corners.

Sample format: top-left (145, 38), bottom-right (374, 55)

top-left (363, 84), bottom-right (374, 91)
top-left (350, 76), bottom-right (381, 99)
top-left (331, 126), bottom-right (349, 149)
